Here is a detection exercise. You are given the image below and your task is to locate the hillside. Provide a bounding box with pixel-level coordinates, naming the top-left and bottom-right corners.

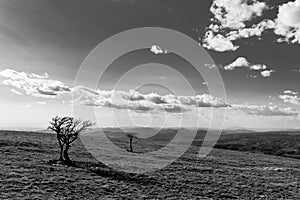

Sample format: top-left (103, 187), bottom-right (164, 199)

top-left (213, 132), bottom-right (300, 159)
top-left (0, 130), bottom-right (299, 199)
top-left (100, 128), bottom-right (300, 159)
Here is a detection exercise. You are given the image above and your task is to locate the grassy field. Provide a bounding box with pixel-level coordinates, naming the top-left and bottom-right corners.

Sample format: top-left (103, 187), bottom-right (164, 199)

top-left (214, 132), bottom-right (300, 159)
top-left (0, 130), bottom-right (299, 199)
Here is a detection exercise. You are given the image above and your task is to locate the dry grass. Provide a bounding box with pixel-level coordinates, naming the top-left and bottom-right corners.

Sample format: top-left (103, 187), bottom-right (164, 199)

top-left (0, 130), bottom-right (299, 199)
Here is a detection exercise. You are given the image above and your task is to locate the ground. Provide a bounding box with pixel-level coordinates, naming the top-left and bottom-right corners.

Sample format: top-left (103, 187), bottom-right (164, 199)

top-left (0, 130), bottom-right (299, 199)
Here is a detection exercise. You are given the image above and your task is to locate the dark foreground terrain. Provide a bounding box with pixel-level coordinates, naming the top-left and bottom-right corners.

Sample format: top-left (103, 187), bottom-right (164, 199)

top-left (0, 130), bottom-right (299, 199)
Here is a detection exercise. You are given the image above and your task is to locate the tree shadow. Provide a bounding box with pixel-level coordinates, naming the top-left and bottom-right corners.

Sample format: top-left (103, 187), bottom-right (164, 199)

top-left (48, 159), bottom-right (158, 185)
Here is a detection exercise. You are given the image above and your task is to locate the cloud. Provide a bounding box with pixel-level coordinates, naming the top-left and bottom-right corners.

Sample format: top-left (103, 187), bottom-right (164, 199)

top-left (201, 0), bottom-right (269, 51)
top-left (249, 64), bottom-right (267, 71)
top-left (274, 0), bottom-right (300, 44)
top-left (210, 0), bottom-right (268, 29)
top-left (224, 57), bottom-right (269, 76)
top-left (201, 0), bottom-right (300, 51)
top-left (36, 101), bottom-right (46, 105)
top-left (0, 69), bottom-right (71, 98)
top-left (233, 104), bottom-right (299, 116)
top-left (246, 74), bottom-right (258, 78)
top-left (10, 88), bottom-right (23, 95)
top-left (150, 45), bottom-right (169, 55)
top-left (284, 90), bottom-right (298, 95)
top-left (279, 93), bottom-right (300, 105)
top-left (202, 20), bottom-right (276, 52)
top-left (202, 31), bottom-right (239, 52)
top-left (23, 104), bottom-right (32, 108)
top-left (204, 63), bottom-right (222, 69)
top-left (226, 20), bottom-right (276, 41)
top-left (224, 57), bottom-right (249, 70)
top-left (261, 70), bottom-right (274, 77)
top-left (291, 68), bottom-right (300, 73)
top-left (73, 86), bottom-right (230, 113)
top-left (176, 94), bottom-right (230, 108)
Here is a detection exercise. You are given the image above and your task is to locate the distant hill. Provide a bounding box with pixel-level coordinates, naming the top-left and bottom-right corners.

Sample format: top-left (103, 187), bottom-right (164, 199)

top-left (0, 127), bottom-right (45, 132)
top-left (85, 127), bottom-right (300, 159)
top-left (5, 126), bottom-right (299, 159)
top-left (213, 131), bottom-right (300, 159)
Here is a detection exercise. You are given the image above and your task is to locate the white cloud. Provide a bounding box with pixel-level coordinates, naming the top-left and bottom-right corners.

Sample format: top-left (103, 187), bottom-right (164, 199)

top-left (36, 101), bottom-right (46, 105)
top-left (279, 94), bottom-right (300, 105)
top-left (204, 63), bottom-right (221, 69)
top-left (284, 90), bottom-right (298, 95)
top-left (23, 104), bottom-right (32, 108)
top-left (224, 57), bottom-right (249, 70)
top-left (224, 57), bottom-right (268, 75)
top-left (201, 0), bottom-right (300, 50)
top-left (202, 20), bottom-right (276, 52)
top-left (249, 64), bottom-right (267, 71)
top-left (233, 104), bottom-right (299, 116)
top-left (247, 74), bottom-right (258, 78)
top-left (261, 70), bottom-right (274, 77)
top-left (202, 31), bottom-right (239, 52)
top-left (226, 20), bottom-right (276, 41)
top-left (73, 86), bottom-right (230, 113)
top-left (150, 45), bottom-right (169, 55)
top-left (210, 0), bottom-right (268, 29)
top-left (274, 0), bottom-right (300, 44)
top-left (201, 0), bottom-right (269, 51)
top-left (10, 88), bottom-right (23, 95)
top-left (0, 69), bottom-right (71, 98)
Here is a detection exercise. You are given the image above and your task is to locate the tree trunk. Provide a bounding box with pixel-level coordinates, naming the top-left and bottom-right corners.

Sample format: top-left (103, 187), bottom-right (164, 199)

top-left (129, 138), bottom-right (133, 152)
top-left (59, 145), bottom-right (64, 161)
top-left (63, 144), bottom-right (71, 164)
top-left (57, 133), bottom-right (64, 161)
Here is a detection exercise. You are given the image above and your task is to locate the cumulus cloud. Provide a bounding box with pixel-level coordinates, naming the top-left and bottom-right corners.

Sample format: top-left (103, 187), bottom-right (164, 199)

top-left (73, 86), bottom-right (230, 113)
top-left (284, 90), bottom-right (298, 95)
top-left (150, 45), bottom-right (169, 55)
top-left (224, 57), bottom-right (249, 70)
top-left (202, 20), bottom-right (276, 52)
top-left (11, 88), bottom-right (23, 95)
top-left (274, 0), bottom-right (300, 44)
top-left (279, 91), bottom-right (300, 105)
top-left (201, 0), bottom-right (300, 51)
top-left (224, 57), bottom-right (269, 76)
top-left (226, 20), bottom-right (275, 41)
top-left (249, 64), bottom-right (267, 71)
top-left (0, 69), bottom-right (71, 98)
top-left (201, 0), bottom-right (269, 51)
top-left (202, 31), bottom-right (239, 52)
top-left (261, 70), bottom-right (274, 77)
top-left (233, 104), bottom-right (299, 116)
top-left (210, 0), bottom-right (268, 29)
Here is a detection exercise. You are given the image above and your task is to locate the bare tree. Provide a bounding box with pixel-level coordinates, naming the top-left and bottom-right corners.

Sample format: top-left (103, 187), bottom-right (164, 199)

top-left (48, 116), bottom-right (94, 164)
top-left (48, 116), bottom-right (71, 161)
top-left (126, 133), bottom-right (137, 152)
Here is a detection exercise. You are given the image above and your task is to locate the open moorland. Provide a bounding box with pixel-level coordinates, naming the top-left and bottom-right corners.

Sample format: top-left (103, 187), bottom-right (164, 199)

top-left (0, 130), bottom-right (299, 199)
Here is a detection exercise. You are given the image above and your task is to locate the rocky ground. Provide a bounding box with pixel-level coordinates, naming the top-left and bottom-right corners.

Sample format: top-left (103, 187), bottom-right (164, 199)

top-left (0, 130), bottom-right (299, 199)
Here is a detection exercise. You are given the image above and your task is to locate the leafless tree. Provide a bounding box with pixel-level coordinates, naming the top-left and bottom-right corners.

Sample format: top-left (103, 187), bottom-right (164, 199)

top-left (48, 116), bottom-right (94, 164)
top-left (126, 133), bottom-right (137, 152)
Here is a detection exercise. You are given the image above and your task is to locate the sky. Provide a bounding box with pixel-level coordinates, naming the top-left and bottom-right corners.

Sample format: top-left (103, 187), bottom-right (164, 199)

top-left (0, 0), bottom-right (299, 130)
